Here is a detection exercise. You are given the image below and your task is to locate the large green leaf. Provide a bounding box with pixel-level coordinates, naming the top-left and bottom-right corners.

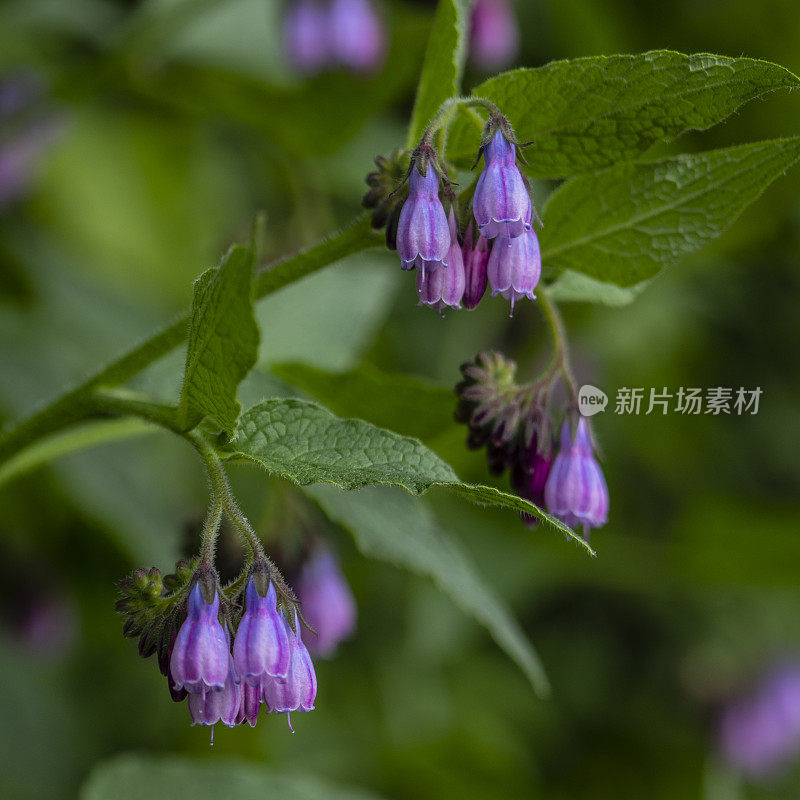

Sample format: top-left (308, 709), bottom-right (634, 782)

top-left (447, 51), bottom-right (800, 176)
top-left (81, 754), bottom-right (387, 800)
top-left (270, 361), bottom-right (455, 442)
top-left (539, 137), bottom-right (800, 288)
top-left (307, 484), bottom-right (550, 696)
top-left (225, 398), bottom-right (593, 553)
top-left (407, 0), bottom-right (471, 146)
top-left (178, 244), bottom-right (259, 434)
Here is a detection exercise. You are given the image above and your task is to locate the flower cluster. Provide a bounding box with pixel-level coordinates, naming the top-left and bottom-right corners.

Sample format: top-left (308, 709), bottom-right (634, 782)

top-left (119, 563), bottom-right (317, 741)
top-left (283, 0), bottom-right (385, 76)
top-left (717, 660), bottom-right (800, 780)
top-left (366, 119), bottom-right (540, 316)
top-left (455, 352), bottom-right (609, 542)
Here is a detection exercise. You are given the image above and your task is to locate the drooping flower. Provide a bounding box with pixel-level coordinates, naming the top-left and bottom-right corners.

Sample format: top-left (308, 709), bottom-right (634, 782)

top-left (486, 228), bottom-right (541, 315)
top-left (511, 430), bottom-right (553, 529)
top-left (461, 221), bottom-right (490, 310)
top-left (170, 583), bottom-right (230, 694)
top-left (297, 548), bottom-right (357, 657)
top-left (329, 0), bottom-right (385, 74)
top-left (233, 579), bottom-right (291, 686)
top-left (187, 655), bottom-right (242, 735)
top-left (473, 128), bottom-right (531, 240)
top-left (396, 163), bottom-right (450, 278)
top-left (544, 418), bottom-right (609, 540)
top-left (717, 661), bottom-right (800, 780)
top-left (417, 209), bottom-right (465, 313)
top-left (470, 0), bottom-right (520, 70)
top-left (238, 682), bottom-right (263, 728)
top-left (283, 0), bottom-right (329, 74)
top-left (263, 611), bottom-right (318, 731)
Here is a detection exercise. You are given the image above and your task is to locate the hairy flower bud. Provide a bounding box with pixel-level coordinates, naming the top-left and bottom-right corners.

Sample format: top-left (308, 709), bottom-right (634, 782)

top-left (297, 548), bottom-right (357, 657)
top-left (170, 583), bottom-right (230, 694)
top-left (282, 1), bottom-right (329, 74)
top-left (487, 228), bottom-right (541, 315)
top-left (233, 578), bottom-right (291, 685)
top-left (329, 0), bottom-right (385, 74)
top-left (470, 0), bottom-right (520, 70)
top-left (417, 210), bottom-right (465, 313)
top-left (544, 418), bottom-right (609, 540)
top-left (473, 128), bottom-right (531, 240)
top-left (396, 163), bottom-right (450, 277)
top-left (461, 221), bottom-right (490, 309)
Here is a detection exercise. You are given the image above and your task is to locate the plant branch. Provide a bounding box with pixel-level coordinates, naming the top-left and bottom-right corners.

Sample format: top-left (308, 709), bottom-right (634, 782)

top-left (537, 288), bottom-right (579, 402)
top-left (0, 213), bottom-right (382, 468)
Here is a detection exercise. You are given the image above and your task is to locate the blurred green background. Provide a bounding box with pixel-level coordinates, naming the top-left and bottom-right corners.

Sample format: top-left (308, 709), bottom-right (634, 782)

top-left (1, 0), bottom-right (800, 798)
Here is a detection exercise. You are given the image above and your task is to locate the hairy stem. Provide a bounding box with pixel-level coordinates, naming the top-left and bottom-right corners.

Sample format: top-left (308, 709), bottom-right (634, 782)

top-left (537, 288), bottom-right (579, 402)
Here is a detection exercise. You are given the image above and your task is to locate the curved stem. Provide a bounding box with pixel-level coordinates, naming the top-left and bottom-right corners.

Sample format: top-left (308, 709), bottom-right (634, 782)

top-left (187, 431), bottom-right (266, 562)
top-left (537, 288), bottom-right (579, 403)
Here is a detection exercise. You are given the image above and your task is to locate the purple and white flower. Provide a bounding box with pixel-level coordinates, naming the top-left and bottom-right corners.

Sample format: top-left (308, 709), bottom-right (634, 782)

top-left (487, 227), bottom-right (541, 315)
top-left (416, 209), bottom-right (466, 313)
top-left (473, 128), bottom-right (531, 240)
top-left (544, 418), bottom-right (609, 540)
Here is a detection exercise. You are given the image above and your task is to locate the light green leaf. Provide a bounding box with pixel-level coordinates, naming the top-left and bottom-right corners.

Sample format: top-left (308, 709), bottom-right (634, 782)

top-left (178, 244), bottom-right (259, 434)
top-left (407, 0), bottom-right (471, 147)
top-left (545, 270), bottom-right (649, 305)
top-left (81, 754), bottom-right (387, 800)
top-left (270, 361), bottom-right (455, 442)
top-left (225, 398), bottom-right (593, 554)
top-left (539, 137), bottom-right (800, 287)
top-left (447, 51), bottom-right (800, 176)
top-left (307, 484), bottom-right (550, 696)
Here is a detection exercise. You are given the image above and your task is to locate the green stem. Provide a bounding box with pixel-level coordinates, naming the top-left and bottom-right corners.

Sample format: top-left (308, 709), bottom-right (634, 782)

top-left (537, 288), bottom-right (579, 402)
top-left (0, 213), bottom-right (381, 468)
top-left (187, 431), bottom-right (266, 562)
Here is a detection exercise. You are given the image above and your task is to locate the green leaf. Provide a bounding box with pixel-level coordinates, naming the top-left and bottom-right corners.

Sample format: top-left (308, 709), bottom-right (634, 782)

top-left (539, 137), bottom-right (800, 287)
top-left (178, 244), bottom-right (259, 435)
top-left (307, 484), bottom-right (550, 696)
top-left (545, 270), bottom-right (650, 305)
top-left (225, 398), bottom-right (593, 554)
top-left (81, 754), bottom-right (388, 800)
top-left (407, 0), bottom-right (471, 147)
top-left (447, 51), bottom-right (800, 176)
top-left (270, 362), bottom-right (455, 442)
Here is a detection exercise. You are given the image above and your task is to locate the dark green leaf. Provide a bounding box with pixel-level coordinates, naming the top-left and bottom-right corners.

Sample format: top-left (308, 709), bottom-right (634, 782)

top-left (540, 137), bottom-right (800, 287)
top-left (447, 51), bottom-right (800, 177)
top-left (407, 0), bottom-right (471, 146)
top-left (81, 754), bottom-right (388, 800)
top-left (270, 361), bottom-right (455, 442)
top-left (225, 398), bottom-right (593, 553)
top-left (307, 484), bottom-right (550, 695)
top-left (178, 244), bottom-right (259, 435)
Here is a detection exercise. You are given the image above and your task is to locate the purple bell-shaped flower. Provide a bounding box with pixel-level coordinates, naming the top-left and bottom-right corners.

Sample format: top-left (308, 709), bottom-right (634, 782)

top-left (487, 227), bottom-right (541, 315)
top-left (263, 610), bottom-right (317, 730)
top-left (396, 163), bottom-right (450, 278)
top-left (544, 418), bottom-right (609, 541)
top-left (170, 583), bottom-right (230, 694)
top-left (416, 209), bottom-right (466, 313)
top-left (461, 221), bottom-right (490, 310)
top-left (233, 579), bottom-right (291, 686)
top-left (283, 0), bottom-right (329, 75)
top-left (470, 0), bottom-right (520, 71)
top-left (329, 0), bottom-right (385, 74)
top-left (297, 548), bottom-right (357, 657)
top-left (187, 655), bottom-right (242, 735)
top-left (473, 128), bottom-right (531, 240)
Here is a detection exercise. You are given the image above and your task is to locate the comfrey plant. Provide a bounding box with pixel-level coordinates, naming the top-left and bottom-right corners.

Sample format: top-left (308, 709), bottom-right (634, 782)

top-left (1, 0), bottom-right (799, 726)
